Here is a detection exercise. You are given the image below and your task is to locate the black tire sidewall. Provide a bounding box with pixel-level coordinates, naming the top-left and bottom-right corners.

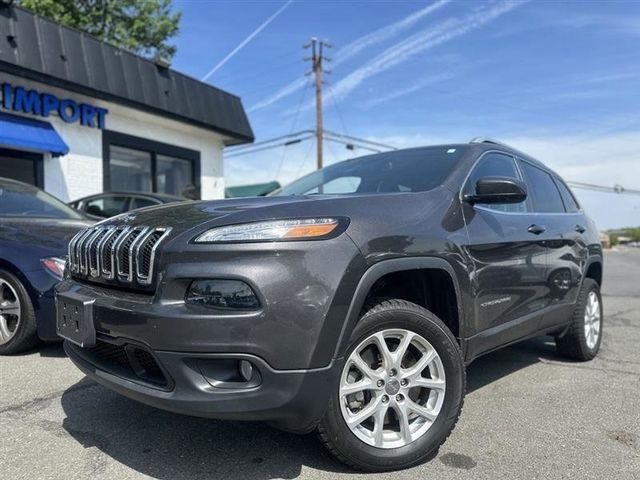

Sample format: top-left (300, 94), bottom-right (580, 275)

top-left (320, 301), bottom-right (465, 471)
top-left (0, 269), bottom-right (37, 355)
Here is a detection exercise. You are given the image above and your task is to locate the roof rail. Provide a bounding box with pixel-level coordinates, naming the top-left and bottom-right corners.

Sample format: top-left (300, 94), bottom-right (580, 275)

top-left (469, 137), bottom-right (515, 150)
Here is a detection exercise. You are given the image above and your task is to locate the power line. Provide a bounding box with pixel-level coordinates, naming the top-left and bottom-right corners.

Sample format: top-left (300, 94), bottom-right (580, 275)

top-left (324, 137), bottom-right (383, 153)
top-left (226, 130), bottom-right (315, 153)
top-left (323, 130), bottom-right (398, 150)
top-left (275, 77), bottom-right (313, 179)
top-left (224, 134), bottom-right (314, 159)
top-left (294, 137), bottom-right (317, 179)
top-left (330, 93), bottom-right (349, 138)
top-left (567, 181), bottom-right (640, 196)
top-left (225, 129), bottom-right (397, 158)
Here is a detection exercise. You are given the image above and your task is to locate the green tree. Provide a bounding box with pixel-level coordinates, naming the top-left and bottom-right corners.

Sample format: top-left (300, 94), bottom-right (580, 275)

top-left (18, 0), bottom-right (181, 60)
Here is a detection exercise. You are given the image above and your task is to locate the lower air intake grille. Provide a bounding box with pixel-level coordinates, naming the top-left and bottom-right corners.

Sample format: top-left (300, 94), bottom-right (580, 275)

top-left (85, 340), bottom-right (169, 389)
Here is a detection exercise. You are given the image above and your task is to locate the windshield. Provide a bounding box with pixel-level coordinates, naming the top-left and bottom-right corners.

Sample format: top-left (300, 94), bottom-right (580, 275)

top-left (0, 180), bottom-right (84, 219)
top-left (273, 146), bottom-right (467, 196)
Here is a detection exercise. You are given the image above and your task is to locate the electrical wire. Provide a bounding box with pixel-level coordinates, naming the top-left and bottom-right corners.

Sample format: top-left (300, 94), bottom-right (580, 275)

top-left (294, 137), bottom-right (317, 179)
top-left (274, 77), bottom-right (313, 179)
top-left (330, 94), bottom-right (350, 138)
top-left (224, 135), bottom-right (314, 158)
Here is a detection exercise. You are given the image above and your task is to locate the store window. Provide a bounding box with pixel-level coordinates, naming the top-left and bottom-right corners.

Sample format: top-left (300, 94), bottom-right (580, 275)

top-left (103, 131), bottom-right (200, 198)
top-left (156, 155), bottom-right (193, 196)
top-left (109, 146), bottom-right (152, 192)
top-left (0, 148), bottom-right (43, 187)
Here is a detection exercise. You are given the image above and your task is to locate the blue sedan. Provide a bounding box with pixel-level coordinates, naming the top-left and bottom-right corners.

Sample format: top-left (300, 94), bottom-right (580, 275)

top-left (0, 177), bottom-right (91, 354)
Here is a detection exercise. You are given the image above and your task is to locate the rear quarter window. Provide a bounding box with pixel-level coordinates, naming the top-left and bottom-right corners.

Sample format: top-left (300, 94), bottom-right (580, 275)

top-left (554, 178), bottom-right (580, 213)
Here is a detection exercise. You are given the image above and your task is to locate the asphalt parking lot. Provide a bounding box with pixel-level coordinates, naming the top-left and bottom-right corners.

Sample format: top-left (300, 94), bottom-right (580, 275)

top-left (1, 249), bottom-right (639, 480)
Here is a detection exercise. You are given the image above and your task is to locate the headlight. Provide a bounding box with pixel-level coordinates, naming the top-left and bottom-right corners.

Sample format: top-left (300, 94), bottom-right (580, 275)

top-left (194, 218), bottom-right (341, 243)
top-left (41, 257), bottom-right (66, 280)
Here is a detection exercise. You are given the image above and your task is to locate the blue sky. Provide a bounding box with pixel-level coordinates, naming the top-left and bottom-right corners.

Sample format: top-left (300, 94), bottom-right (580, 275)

top-left (172, 0), bottom-right (640, 229)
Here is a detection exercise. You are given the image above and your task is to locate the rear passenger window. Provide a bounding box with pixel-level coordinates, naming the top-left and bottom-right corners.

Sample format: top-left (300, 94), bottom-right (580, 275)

top-left (131, 197), bottom-right (160, 210)
top-left (85, 196), bottom-right (128, 218)
top-left (466, 152), bottom-right (527, 213)
top-left (518, 161), bottom-right (565, 213)
top-left (554, 178), bottom-right (580, 213)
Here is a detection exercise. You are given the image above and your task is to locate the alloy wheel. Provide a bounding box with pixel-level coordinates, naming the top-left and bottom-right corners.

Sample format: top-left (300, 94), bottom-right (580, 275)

top-left (584, 291), bottom-right (601, 350)
top-left (0, 278), bottom-right (21, 345)
top-left (339, 328), bottom-right (446, 449)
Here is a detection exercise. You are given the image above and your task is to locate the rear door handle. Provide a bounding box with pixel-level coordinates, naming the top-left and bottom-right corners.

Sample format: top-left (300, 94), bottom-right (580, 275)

top-left (527, 224), bottom-right (546, 235)
top-left (575, 224), bottom-right (586, 234)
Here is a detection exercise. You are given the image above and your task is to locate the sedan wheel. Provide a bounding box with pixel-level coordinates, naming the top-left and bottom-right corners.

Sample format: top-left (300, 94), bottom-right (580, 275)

top-left (0, 278), bottom-right (21, 345)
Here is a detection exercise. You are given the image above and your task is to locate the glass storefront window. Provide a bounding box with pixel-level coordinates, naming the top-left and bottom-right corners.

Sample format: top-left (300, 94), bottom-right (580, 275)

top-left (109, 146), bottom-right (152, 192)
top-left (104, 132), bottom-right (199, 198)
top-left (156, 155), bottom-right (194, 197)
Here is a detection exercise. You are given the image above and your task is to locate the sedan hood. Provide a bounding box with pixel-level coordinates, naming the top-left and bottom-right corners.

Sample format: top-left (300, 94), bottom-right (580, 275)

top-left (0, 217), bottom-right (93, 270)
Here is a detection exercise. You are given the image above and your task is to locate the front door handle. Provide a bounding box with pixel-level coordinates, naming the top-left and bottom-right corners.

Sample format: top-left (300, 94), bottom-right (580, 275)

top-left (575, 224), bottom-right (586, 234)
top-left (528, 224), bottom-right (546, 235)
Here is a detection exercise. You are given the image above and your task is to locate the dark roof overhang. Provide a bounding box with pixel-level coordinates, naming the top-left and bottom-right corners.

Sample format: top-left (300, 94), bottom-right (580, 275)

top-left (0, 5), bottom-right (254, 146)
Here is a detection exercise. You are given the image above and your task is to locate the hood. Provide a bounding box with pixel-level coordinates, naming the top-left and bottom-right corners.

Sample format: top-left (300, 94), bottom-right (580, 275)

top-left (97, 189), bottom-right (452, 243)
top-left (98, 196), bottom-right (315, 234)
top-left (0, 218), bottom-right (93, 268)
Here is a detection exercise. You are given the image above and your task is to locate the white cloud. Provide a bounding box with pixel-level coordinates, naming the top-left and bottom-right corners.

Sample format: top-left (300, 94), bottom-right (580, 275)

top-left (248, 0), bottom-right (451, 112)
top-left (360, 72), bottom-right (453, 108)
top-left (320, 0), bottom-right (527, 107)
top-left (336, 0), bottom-right (451, 61)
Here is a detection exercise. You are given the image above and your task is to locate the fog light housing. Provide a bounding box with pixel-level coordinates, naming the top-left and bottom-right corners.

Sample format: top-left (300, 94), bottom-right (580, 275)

top-left (185, 279), bottom-right (260, 310)
top-left (240, 360), bottom-right (254, 381)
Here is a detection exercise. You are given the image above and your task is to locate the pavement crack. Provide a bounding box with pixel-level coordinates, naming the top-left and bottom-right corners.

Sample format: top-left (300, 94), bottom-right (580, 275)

top-left (538, 359), bottom-right (640, 378)
top-left (0, 381), bottom-right (99, 416)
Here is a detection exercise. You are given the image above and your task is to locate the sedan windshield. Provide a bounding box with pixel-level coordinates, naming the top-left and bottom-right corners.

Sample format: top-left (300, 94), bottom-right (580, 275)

top-left (0, 181), bottom-right (84, 219)
top-left (273, 145), bottom-right (467, 196)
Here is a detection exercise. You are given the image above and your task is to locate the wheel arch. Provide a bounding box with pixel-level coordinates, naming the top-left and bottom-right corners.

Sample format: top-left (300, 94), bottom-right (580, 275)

top-left (0, 259), bottom-right (33, 295)
top-left (333, 257), bottom-right (465, 360)
top-left (584, 256), bottom-right (603, 287)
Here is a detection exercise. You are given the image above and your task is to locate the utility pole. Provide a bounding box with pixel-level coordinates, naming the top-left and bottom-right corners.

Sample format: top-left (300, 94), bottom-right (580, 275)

top-left (305, 37), bottom-right (331, 170)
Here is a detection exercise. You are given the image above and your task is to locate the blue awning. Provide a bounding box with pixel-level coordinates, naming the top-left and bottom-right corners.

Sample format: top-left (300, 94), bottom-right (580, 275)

top-left (0, 112), bottom-right (69, 156)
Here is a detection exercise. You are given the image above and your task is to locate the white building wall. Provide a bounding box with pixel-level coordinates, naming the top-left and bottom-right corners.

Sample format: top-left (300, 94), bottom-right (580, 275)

top-left (2, 73), bottom-right (229, 201)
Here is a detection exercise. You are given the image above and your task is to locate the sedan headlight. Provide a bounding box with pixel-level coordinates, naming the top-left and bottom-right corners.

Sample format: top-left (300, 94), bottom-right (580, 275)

top-left (194, 218), bottom-right (341, 243)
top-left (41, 257), bottom-right (66, 280)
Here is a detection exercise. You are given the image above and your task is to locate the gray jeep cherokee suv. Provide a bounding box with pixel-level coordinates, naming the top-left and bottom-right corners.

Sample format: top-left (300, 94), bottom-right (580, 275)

top-left (56, 138), bottom-right (603, 471)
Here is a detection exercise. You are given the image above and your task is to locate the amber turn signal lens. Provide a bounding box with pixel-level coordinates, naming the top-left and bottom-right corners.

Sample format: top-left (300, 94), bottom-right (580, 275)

top-left (283, 223), bottom-right (338, 238)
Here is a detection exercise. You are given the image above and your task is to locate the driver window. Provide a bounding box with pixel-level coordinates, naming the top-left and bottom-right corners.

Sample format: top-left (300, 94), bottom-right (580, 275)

top-left (466, 153), bottom-right (527, 213)
top-left (85, 196), bottom-right (128, 218)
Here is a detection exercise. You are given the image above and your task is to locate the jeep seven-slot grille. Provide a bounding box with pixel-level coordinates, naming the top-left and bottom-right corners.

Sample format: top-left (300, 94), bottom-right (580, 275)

top-left (68, 225), bottom-right (171, 286)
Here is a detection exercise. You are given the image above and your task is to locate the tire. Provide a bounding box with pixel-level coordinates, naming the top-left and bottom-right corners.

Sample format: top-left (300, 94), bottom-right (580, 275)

top-left (0, 269), bottom-right (38, 355)
top-left (555, 278), bottom-right (602, 361)
top-left (317, 299), bottom-right (465, 472)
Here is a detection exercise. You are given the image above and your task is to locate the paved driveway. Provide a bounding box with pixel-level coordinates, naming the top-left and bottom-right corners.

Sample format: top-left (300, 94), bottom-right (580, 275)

top-left (1, 249), bottom-right (639, 479)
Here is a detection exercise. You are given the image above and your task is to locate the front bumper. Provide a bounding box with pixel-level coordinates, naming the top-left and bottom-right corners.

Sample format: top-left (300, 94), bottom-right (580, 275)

top-left (64, 338), bottom-right (341, 433)
top-left (56, 234), bottom-right (362, 431)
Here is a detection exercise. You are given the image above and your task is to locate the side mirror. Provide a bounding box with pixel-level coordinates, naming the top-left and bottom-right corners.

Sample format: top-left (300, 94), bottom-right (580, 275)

top-left (464, 176), bottom-right (527, 205)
